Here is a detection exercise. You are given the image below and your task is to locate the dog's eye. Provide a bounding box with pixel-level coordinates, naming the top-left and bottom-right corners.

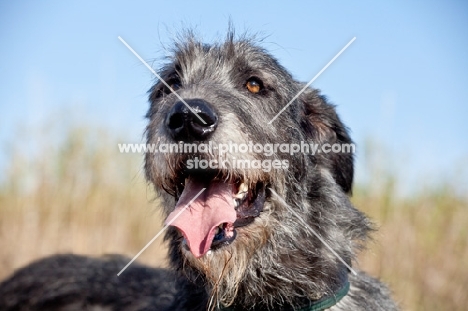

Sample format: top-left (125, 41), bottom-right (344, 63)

top-left (163, 80), bottom-right (181, 94)
top-left (246, 78), bottom-right (263, 94)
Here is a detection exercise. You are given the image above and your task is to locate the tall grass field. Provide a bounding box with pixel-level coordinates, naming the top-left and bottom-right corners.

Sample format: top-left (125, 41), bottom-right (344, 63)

top-left (0, 125), bottom-right (466, 310)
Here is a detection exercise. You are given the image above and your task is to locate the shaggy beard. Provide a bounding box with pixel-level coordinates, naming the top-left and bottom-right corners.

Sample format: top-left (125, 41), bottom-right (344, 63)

top-left (181, 215), bottom-right (272, 310)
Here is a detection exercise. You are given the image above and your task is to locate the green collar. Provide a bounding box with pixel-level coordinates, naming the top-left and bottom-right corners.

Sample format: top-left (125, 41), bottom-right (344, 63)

top-left (296, 281), bottom-right (350, 311)
top-left (220, 280), bottom-right (350, 311)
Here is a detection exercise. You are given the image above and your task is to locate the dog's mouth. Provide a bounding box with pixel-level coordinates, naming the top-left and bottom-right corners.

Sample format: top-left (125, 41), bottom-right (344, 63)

top-left (165, 172), bottom-right (265, 258)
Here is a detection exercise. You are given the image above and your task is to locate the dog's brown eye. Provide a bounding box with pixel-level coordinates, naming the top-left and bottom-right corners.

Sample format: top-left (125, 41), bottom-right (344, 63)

top-left (246, 78), bottom-right (262, 94)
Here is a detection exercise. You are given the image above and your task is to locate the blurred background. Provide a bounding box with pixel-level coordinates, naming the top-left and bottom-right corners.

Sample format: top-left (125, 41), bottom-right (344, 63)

top-left (0, 1), bottom-right (467, 310)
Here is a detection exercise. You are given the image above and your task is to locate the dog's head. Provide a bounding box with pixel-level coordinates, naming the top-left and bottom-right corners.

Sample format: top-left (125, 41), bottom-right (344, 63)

top-left (145, 32), bottom-right (369, 308)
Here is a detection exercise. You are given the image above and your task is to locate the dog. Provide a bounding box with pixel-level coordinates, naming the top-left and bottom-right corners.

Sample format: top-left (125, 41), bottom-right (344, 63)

top-left (0, 31), bottom-right (398, 310)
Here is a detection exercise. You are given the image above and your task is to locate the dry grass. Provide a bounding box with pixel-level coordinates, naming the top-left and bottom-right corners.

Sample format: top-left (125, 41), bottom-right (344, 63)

top-left (0, 125), bottom-right (466, 310)
top-left (355, 181), bottom-right (468, 310)
top-left (0, 125), bottom-right (169, 277)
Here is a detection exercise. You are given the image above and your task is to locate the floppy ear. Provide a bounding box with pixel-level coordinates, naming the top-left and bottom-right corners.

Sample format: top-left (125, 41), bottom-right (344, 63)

top-left (299, 87), bottom-right (354, 194)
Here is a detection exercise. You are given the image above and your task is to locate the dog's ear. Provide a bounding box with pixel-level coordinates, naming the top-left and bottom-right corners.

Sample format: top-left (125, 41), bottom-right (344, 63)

top-left (299, 87), bottom-right (354, 194)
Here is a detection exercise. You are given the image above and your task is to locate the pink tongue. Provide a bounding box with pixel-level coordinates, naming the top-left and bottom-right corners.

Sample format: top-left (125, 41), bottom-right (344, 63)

top-left (165, 178), bottom-right (237, 258)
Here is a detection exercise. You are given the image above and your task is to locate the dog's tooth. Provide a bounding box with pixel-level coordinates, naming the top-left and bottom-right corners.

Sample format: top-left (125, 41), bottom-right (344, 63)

top-left (234, 182), bottom-right (248, 199)
top-left (239, 182), bottom-right (248, 193)
top-left (215, 225), bottom-right (224, 234)
top-left (207, 250), bottom-right (212, 256)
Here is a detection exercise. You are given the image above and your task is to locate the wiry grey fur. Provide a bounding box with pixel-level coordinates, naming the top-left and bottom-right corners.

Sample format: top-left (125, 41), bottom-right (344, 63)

top-left (0, 31), bottom-right (398, 311)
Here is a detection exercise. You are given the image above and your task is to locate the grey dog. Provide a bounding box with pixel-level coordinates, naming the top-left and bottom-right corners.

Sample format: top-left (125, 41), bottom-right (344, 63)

top-left (0, 31), bottom-right (399, 311)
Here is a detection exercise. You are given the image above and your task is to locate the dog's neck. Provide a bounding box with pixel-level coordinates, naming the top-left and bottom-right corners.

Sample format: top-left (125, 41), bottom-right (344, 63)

top-left (217, 268), bottom-right (350, 311)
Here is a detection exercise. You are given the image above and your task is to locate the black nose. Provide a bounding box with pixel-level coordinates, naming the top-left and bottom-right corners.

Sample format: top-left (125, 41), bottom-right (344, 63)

top-left (165, 99), bottom-right (218, 140)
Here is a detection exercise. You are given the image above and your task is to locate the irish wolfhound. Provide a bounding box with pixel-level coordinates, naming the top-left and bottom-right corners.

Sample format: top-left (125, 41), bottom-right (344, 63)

top-left (0, 31), bottom-right (398, 310)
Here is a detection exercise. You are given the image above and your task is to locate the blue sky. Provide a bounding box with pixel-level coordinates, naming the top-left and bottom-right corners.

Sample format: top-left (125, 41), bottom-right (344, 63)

top-left (1, 1), bottom-right (467, 193)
